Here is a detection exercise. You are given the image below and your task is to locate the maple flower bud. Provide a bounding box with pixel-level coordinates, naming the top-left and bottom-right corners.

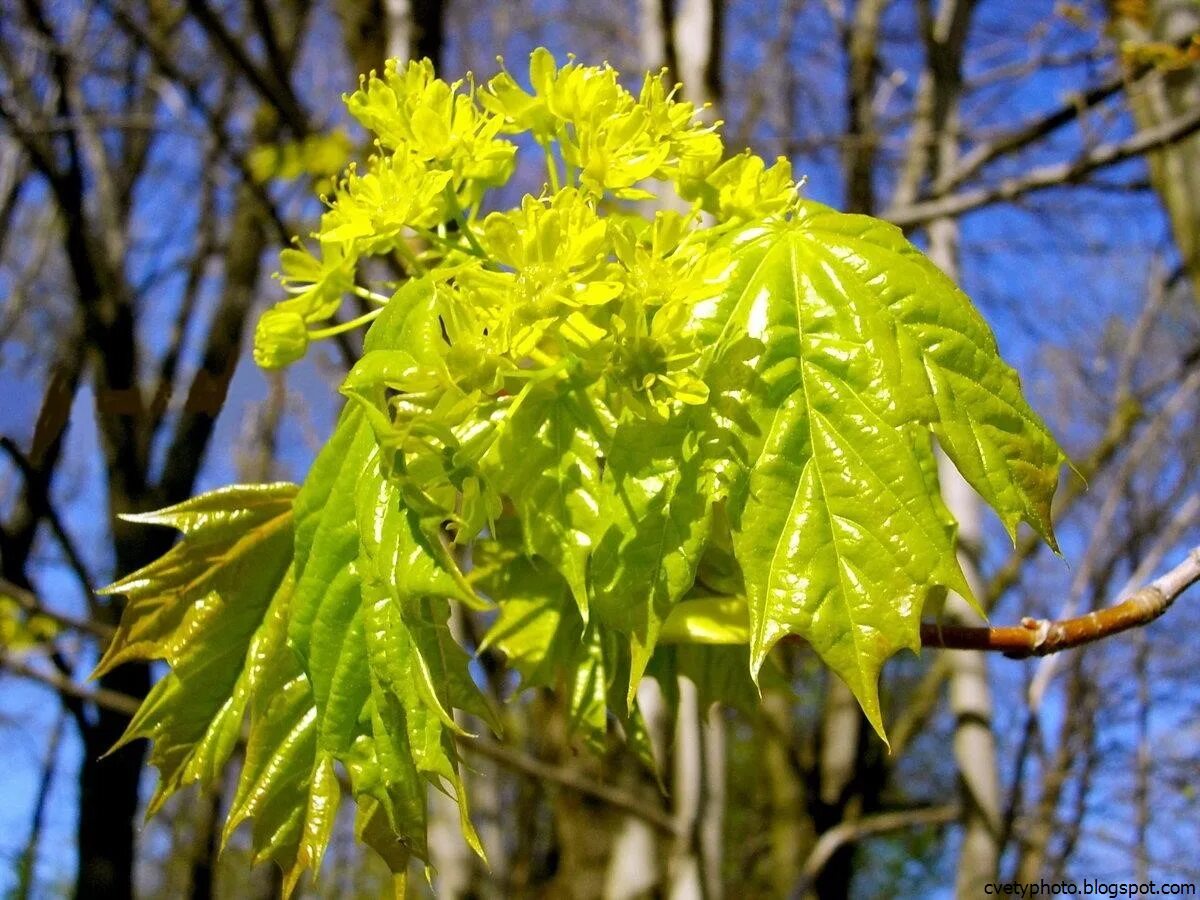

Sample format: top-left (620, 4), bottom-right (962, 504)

top-left (253, 308), bottom-right (309, 369)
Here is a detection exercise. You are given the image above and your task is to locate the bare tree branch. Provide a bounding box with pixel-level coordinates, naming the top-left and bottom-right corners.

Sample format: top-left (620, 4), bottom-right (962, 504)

top-left (0, 651), bottom-right (140, 716)
top-left (183, 0), bottom-right (311, 136)
top-left (931, 49), bottom-right (1179, 196)
top-left (459, 736), bottom-right (678, 836)
top-left (796, 804), bottom-right (959, 894)
top-left (888, 103), bottom-right (1200, 227)
top-left (98, 0), bottom-right (290, 243)
top-left (0, 436), bottom-right (96, 601)
top-left (0, 578), bottom-right (113, 641)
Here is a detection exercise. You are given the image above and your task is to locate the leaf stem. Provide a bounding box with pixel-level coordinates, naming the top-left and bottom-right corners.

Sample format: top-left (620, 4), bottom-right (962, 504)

top-left (413, 225), bottom-right (488, 259)
top-left (353, 286), bottom-right (392, 305)
top-left (393, 238), bottom-right (427, 275)
top-left (309, 307), bottom-right (383, 339)
top-left (537, 137), bottom-right (561, 192)
top-left (442, 185), bottom-right (490, 259)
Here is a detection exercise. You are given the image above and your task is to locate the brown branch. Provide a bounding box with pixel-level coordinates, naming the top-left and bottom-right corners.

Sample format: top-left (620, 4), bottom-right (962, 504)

top-left (0, 578), bottom-right (113, 641)
top-left (183, 0), bottom-right (310, 136)
top-left (0, 437), bottom-right (96, 601)
top-left (932, 59), bottom-right (1145, 196)
top-left (887, 103), bottom-right (1200, 228)
top-left (0, 651), bottom-right (140, 717)
top-left (458, 735), bottom-right (678, 835)
top-left (889, 654), bottom-right (951, 759)
top-left (98, 0), bottom-right (290, 243)
top-left (796, 804), bottom-right (959, 892)
top-left (921, 546), bottom-right (1200, 658)
top-left (887, 32), bottom-right (1197, 219)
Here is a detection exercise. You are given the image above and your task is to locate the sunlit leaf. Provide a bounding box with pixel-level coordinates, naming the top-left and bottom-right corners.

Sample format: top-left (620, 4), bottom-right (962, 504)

top-left (480, 383), bottom-right (605, 616)
top-left (223, 575), bottom-right (340, 894)
top-left (709, 214), bottom-right (1063, 738)
top-left (791, 201), bottom-right (1066, 546)
top-left (591, 411), bottom-right (713, 702)
top-left (94, 485), bottom-right (296, 808)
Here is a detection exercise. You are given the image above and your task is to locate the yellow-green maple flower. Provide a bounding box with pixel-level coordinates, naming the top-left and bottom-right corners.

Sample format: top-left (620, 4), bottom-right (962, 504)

top-left (273, 239), bottom-right (356, 324)
top-left (479, 58), bottom-right (557, 140)
top-left (611, 295), bottom-right (708, 418)
top-left (572, 106), bottom-right (671, 199)
top-left (320, 154), bottom-right (453, 251)
top-left (344, 58), bottom-right (439, 147)
top-left (704, 152), bottom-right (798, 220)
top-left (485, 50), bottom-right (667, 199)
top-left (636, 72), bottom-right (724, 179)
top-left (481, 189), bottom-right (609, 278)
top-left (612, 211), bottom-right (731, 311)
top-left (533, 51), bottom-right (631, 127)
top-left (477, 47), bottom-right (566, 137)
top-left (345, 59), bottom-right (516, 206)
top-left (477, 189), bottom-right (623, 355)
top-left (253, 308), bottom-right (309, 370)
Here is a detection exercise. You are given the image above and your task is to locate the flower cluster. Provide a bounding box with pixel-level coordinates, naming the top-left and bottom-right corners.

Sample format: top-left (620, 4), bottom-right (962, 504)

top-left (252, 47), bottom-right (802, 533)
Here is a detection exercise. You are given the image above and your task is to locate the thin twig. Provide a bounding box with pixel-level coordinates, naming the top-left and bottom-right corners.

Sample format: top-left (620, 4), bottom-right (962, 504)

top-left (182, 0), bottom-right (310, 136)
top-left (0, 651), bottom-right (139, 716)
top-left (1026, 493), bottom-right (1200, 708)
top-left (0, 436), bottom-right (96, 603)
top-left (457, 735), bottom-right (677, 835)
top-left (0, 578), bottom-right (113, 641)
top-left (887, 103), bottom-right (1200, 228)
top-left (796, 804), bottom-right (958, 892)
top-left (921, 545), bottom-right (1200, 658)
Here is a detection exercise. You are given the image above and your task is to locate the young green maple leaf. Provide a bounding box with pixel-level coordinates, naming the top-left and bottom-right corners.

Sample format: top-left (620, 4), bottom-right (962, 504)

top-left (475, 523), bottom-right (657, 769)
top-left (221, 573), bottom-right (344, 894)
top-left (94, 484), bottom-right (297, 813)
top-left (704, 206), bottom-right (1065, 739)
top-left (590, 411), bottom-right (714, 704)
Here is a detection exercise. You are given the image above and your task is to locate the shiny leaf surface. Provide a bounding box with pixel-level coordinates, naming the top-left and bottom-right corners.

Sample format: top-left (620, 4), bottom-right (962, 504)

top-left (710, 213), bottom-right (1061, 737)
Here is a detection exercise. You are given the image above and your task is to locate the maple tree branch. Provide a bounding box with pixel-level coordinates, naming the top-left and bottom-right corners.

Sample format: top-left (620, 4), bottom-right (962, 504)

top-left (183, 0), bottom-right (311, 137)
top-left (920, 545), bottom-right (1200, 658)
top-left (98, 0), bottom-right (290, 244)
top-left (926, 35), bottom-right (1197, 198)
top-left (0, 437), bottom-right (96, 601)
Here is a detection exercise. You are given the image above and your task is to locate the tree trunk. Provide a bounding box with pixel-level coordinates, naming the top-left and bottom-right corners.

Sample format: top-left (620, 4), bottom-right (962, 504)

top-left (699, 705), bottom-right (726, 899)
top-left (938, 459), bottom-right (1002, 896)
top-left (76, 664), bottom-right (152, 899)
top-left (916, 1), bottom-right (1002, 892)
top-left (667, 680), bottom-right (703, 899)
top-left (762, 690), bottom-right (812, 897)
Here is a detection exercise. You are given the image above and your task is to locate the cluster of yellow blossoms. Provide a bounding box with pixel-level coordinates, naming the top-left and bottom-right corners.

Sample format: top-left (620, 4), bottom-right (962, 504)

top-left (254, 48), bottom-right (799, 423)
